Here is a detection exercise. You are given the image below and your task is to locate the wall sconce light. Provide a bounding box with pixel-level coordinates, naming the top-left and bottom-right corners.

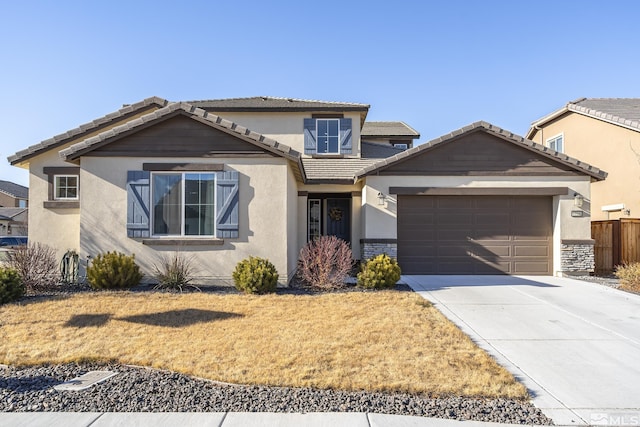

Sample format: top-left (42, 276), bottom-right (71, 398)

top-left (377, 192), bottom-right (386, 206)
top-left (573, 193), bottom-right (584, 208)
top-left (624, 209), bottom-right (631, 216)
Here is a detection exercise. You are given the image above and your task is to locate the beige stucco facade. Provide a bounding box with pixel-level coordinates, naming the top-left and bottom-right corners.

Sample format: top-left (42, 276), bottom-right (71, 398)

top-left (212, 112), bottom-right (363, 158)
top-left (79, 156), bottom-right (295, 284)
top-left (362, 175), bottom-right (593, 276)
top-left (528, 112), bottom-right (638, 220)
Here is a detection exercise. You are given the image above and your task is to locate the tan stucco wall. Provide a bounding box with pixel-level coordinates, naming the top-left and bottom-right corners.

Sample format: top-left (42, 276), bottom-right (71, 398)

top-left (79, 156), bottom-right (294, 284)
top-left (363, 175), bottom-right (593, 275)
top-left (212, 112), bottom-right (363, 158)
top-left (27, 149), bottom-right (81, 258)
top-left (529, 112), bottom-right (639, 220)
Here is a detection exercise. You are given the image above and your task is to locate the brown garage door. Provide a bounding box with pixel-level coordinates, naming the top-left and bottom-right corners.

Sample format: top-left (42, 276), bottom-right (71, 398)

top-left (397, 195), bottom-right (552, 275)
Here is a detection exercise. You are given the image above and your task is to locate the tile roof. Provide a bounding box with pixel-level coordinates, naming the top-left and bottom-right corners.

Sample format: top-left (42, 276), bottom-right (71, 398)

top-left (356, 121), bottom-right (607, 181)
top-left (9, 97), bottom-right (169, 165)
top-left (0, 180), bottom-right (28, 199)
top-left (361, 121), bottom-right (420, 138)
top-left (0, 207), bottom-right (27, 220)
top-left (361, 141), bottom-right (407, 159)
top-left (302, 158), bottom-right (378, 182)
top-left (188, 96), bottom-right (370, 112)
top-left (60, 102), bottom-right (302, 164)
top-left (527, 98), bottom-right (640, 138)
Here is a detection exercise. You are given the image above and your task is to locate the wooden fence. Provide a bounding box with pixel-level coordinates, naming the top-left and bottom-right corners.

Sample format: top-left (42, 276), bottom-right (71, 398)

top-left (591, 219), bottom-right (640, 274)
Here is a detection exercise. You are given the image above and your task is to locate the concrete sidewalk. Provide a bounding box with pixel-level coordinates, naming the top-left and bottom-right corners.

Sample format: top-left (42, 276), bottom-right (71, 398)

top-left (0, 412), bottom-right (531, 427)
top-left (405, 275), bottom-right (640, 426)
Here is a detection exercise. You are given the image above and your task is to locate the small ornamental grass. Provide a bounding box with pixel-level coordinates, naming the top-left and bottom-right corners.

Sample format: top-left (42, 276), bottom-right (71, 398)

top-left (615, 262), bottom-right (640, 292)
top-left (0, 267), bottom-right (24, 305)
top-left (153, 252), bottom-right (199, 292)
top-left (233, 256), bottom-right (279, 294)
top-left (357, 253), bottom-right (401, 289)
top-left (297, 236), bottom-right (353, 290)
top-left (87, 251), bottom-right (143, 290)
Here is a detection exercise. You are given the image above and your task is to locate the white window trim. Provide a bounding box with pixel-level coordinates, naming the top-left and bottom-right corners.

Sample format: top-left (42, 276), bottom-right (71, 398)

top-left (53, 174), bottom-right (79, 200)
top-left (150, 172), bottom-right (216, 238)
top-left (546, 133), bottom-right (564, 153)
top-left (308, 198), bottom-right (322, 241)
top-left (393, 143), bottom-right (408, 150)
top-left (316, 118), bottom-right (341, 155)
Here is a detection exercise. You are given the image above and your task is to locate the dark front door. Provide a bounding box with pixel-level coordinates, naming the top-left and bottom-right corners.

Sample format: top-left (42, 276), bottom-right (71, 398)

top-left (326, 198), bottom-right (351, 243)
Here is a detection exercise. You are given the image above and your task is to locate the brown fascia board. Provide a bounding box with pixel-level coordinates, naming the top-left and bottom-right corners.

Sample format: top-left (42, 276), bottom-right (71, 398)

top-left (60, 103), bottom-right (304, 169)
top-left (8, 96), bottom-right (170, 165)
top-left (355, 121), bottom-right (607, 181)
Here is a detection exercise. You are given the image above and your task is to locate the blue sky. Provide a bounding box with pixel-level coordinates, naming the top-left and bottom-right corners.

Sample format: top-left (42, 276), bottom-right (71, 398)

top-left (1, 0), bottom-right (639, 187)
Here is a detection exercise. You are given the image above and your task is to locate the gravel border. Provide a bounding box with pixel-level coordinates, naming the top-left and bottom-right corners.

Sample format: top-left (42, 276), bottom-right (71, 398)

top-left (0, 363), bottom-right (553, 424)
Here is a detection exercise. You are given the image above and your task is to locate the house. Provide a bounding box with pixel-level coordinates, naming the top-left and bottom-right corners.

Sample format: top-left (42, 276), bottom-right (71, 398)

top-left (8, 96), bottom-right (605, 282)
top-left (0, 180), bottom-right (28, 208)
top-left (526, 98), bottom-right (640, 221)
top-left (0, 207), bottom-right (28, 236)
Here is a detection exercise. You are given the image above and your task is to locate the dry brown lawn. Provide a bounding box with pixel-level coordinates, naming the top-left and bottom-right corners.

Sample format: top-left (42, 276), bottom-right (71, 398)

top-left (0, 291), bottom-right (527, 398)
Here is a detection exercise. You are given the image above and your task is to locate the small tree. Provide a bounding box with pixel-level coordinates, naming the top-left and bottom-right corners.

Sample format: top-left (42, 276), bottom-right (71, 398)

top-left (297, 236), bottom-right (353, 290)
top-left (7, 242), bottom-right (59, 291)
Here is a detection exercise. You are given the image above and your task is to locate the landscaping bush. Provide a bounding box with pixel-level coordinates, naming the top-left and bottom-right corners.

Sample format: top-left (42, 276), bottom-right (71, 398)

top-left (357, 253), bottom-right (401, 289)
top-left (233, 256), bottom-right (278, 294)
top-left (7, 242), bottom-right (58, 291)
top-left (297, 235), bottom-right (353, 290)
top-left (0, 267), bottom-right (24, 304)
top-left (153, 252), bottom-right (198, 291)
top-left (615, 262), bottom-right (640, 292)
top-left (86, 251), bottom-right (143, 290)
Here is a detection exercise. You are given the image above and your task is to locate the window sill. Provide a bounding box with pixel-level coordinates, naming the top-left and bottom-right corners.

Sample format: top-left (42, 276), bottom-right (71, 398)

top-left (142, 238), bottom-right (224, 246)
top-left (310, 154), bottom-right (344, 159)
top-left (44, 201), bottom-right (80, 209)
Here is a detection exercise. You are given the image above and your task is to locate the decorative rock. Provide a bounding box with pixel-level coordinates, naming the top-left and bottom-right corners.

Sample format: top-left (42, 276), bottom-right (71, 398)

top-left (0, 363), bottom-right (552, 425)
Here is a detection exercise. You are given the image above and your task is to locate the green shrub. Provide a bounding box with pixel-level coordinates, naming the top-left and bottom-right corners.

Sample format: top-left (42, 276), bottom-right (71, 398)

top-left (0, 267), bottom-right (24, 304)
top-left (153, 252), bottom-right (198, 292)
top-left (357, 253), bottom-right (401, 289)
top-left (297, 236), bottom-right (353, 290)
top-left (233, 256), bottom-right (279, 294)
top-left (86, 251), bottom-right (143, 290)
top-left (615, 263), bottom-right (640, 292)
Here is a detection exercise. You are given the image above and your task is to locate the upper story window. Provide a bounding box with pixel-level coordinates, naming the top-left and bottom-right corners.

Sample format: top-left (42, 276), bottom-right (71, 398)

top-left (18, 199), bottom-right (27, 208)
top-left (152, 172), bottom-right (215, 236)
top-left (303, 117), bottom-right (352, 156)
top-left (547, 134), bottom-right (564, 153)
top-left (54, 175), bottom-right (79, 200)
top-left (316, 119), bottom-right (340, 154)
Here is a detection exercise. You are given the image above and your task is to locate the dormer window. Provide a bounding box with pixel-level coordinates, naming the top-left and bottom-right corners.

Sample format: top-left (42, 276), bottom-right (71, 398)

top-left (303, 118), bottom-right (352, 156)
top-left (316, 119), bottom-right (340, 154)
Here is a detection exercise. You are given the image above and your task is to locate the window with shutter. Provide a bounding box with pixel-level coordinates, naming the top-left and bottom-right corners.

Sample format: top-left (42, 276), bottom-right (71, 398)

top-left (304, 118), bottom-right (352, 155)
top-left (127, 169), bottom-right (239, 240)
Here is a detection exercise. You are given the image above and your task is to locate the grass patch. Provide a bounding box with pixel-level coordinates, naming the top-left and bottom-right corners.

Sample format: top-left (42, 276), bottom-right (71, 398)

top-left (0, 291), bottom-right (527, 398)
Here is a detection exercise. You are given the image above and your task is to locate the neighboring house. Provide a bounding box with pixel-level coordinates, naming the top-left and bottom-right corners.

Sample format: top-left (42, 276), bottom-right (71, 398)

top-left (8, 96), bottom-right (605, 282)
top-left (527, 98), bottom-right (640, 221)
top-left (0, 180), bottom-right (28, 208)
top-left (0, 207), bottom-right (28, 236)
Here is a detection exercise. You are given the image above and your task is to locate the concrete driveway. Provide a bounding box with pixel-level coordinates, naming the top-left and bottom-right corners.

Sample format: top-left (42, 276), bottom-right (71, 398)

top-left (404, 275), bottom-right (640, 426)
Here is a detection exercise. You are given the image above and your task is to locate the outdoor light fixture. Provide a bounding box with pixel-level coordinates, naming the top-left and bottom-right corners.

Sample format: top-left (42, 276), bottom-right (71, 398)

top-left (377, 192), bottom-right (385, 206)
top-left (573, 193), bottom-right (584, 208)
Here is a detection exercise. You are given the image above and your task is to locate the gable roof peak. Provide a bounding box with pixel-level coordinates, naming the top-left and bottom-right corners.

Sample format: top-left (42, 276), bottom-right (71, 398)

top-left (355, 121), bottom-right (607, 181)
top-left (9, 96), bottom-right (170, 166)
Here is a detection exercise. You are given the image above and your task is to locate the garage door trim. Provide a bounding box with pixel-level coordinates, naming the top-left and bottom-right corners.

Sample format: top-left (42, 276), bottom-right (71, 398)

top-left (390, 186), bottom-right (569, 196)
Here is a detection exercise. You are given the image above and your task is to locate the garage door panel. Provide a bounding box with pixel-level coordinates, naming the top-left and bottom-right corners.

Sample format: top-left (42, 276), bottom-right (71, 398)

top-left (514, 246), bottom-right (550, 257)
top-left (397, 195), bottom-right (552, 275)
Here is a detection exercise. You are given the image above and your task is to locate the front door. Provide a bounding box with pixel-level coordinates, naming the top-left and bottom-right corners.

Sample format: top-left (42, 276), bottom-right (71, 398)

top-left (307, 195), bottom-right (351, 244)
